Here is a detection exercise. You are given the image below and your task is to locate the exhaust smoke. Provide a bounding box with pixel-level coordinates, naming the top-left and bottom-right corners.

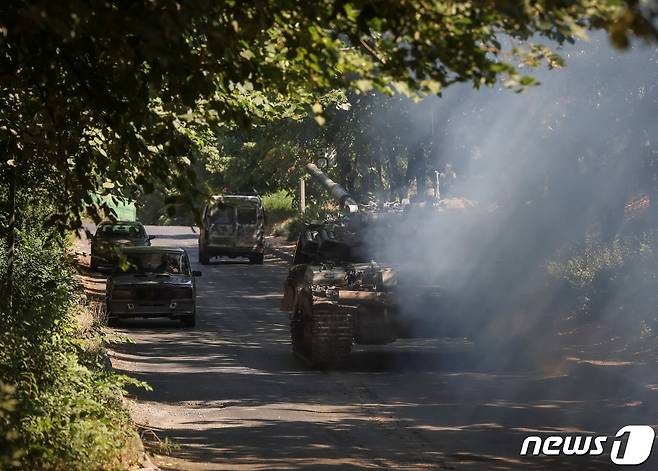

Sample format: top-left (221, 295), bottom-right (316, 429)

top-left (360, 34), bottom-right (658, 372)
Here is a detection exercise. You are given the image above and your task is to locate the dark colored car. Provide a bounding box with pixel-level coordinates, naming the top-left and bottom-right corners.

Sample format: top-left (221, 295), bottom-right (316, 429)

top-left (106, 247), bottom-right (201, 327)
top-left (90, 221), bottom-right (154, 270)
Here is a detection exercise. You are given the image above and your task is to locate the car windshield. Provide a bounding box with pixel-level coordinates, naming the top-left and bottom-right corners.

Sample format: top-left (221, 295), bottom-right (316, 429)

top-left (120, 252), bottom-right (189, 275)
top-left (98, 224), bottom-right (145, 239)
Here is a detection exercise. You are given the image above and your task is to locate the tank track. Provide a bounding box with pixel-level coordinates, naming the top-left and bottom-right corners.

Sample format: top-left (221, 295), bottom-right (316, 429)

top-left (292, 297), bottom-right (353, 368)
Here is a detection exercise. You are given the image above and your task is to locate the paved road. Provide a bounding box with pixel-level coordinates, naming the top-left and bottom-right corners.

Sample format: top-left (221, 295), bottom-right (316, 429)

top-left (101, 226), bottom-right (658, 471)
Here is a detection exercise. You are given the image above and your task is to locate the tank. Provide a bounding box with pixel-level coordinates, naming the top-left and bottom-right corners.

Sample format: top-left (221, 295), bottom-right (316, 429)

top-left (281, 164), bottom-right (443, 367)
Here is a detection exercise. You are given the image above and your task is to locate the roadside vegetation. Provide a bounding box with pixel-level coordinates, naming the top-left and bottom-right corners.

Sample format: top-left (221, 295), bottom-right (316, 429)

top-left (262, 190), bottom-right (341, 241)
top-left (548, 227), bottom-right (658, 341)
top-left (0, 203), bottom-right (146, 470)
top-left (261, 190), bottom-right (296, 225)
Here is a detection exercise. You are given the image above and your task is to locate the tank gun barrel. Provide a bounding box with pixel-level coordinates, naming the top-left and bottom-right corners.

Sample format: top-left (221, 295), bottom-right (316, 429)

top-left (305, 163), bottom-right (359, 213)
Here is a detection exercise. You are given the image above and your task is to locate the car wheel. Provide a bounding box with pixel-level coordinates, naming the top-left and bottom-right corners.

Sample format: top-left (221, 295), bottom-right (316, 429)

top-left (181, 314), bottom-right (196, 328)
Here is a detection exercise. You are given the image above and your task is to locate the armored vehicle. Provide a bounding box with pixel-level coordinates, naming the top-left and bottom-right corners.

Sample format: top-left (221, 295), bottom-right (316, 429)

top-left (199, 194), bottom-right (265, 264)
top-left (281, 164), bottom-right (444, 367)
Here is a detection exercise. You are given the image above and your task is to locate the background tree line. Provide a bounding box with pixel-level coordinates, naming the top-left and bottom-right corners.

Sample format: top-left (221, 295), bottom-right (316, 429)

top-left (2, 0), bottom-right (657, 234)
top-left (143, 36), bottom-right (658, 245)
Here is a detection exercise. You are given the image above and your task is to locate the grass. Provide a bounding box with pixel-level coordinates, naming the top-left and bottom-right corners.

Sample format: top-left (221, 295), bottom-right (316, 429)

top-left (262, 190), bottom-right (296, 225)
top-left (140, 429), bottom-right (182, 456)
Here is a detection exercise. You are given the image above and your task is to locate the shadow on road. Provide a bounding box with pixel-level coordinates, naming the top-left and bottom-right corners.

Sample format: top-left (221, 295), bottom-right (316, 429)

top-left (113, 319), bottom-right (658, 469)
top-left (102, 227), bottom-right (658, 470)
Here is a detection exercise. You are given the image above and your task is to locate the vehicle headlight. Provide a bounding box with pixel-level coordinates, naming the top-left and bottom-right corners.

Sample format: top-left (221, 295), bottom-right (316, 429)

top-left (112, 288), bottom-right (134, 300)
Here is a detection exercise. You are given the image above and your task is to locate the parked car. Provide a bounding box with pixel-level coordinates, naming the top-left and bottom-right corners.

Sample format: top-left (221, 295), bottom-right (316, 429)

top-left (106, 247), bottom-right (201, 327)
top-left (198, 194), bottom-right (265, 264)
top-left (90, 221), bottom-right (154, 270)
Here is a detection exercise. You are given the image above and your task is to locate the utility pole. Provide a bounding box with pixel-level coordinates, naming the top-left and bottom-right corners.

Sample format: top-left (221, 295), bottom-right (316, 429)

top-left (298, 177), bottom-right (306, 215)
top-left (7, 159), bottom-right (16, 314)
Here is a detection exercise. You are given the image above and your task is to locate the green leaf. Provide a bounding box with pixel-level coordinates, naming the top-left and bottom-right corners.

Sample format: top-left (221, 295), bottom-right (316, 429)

top-left (520, 75), bottom-right (538, 86)
top-left (344, 4), bottom-right (360, 22)
top-left (240, 49), bottom-right (255, 60)
top-left (355, 79), bottom-right (373, 92)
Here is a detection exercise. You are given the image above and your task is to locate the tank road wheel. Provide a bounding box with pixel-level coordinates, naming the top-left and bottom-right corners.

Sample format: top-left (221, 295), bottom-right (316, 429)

top-left (291, 295), bottom-right (310, 357)
top-left (292, 295), bottom-right (353, 368)
top-left (291, 311), bottom-right (305, 355)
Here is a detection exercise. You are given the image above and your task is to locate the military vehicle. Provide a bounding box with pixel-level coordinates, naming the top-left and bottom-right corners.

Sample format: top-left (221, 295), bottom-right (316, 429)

top-left (198, 194), bottom-right (265, 264)
top-left (281, 164), bottom-right (445, 367)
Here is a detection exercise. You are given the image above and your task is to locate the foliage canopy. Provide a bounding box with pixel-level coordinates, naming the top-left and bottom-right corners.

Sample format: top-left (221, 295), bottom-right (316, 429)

top-left (0, 1), bottom-right (656, 230)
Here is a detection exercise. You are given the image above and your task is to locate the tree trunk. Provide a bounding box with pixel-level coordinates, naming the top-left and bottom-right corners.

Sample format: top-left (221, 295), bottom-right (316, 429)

top-left (7, 162), bottom-right (16, 314)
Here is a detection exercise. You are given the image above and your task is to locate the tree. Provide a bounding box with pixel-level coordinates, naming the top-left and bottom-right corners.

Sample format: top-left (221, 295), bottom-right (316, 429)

top-left (0, 0), bottom-right (656, 234)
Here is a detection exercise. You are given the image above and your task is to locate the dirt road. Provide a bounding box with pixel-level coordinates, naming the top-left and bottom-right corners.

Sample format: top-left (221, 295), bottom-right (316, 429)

top-left (94, 226), bottom-right (658, 470)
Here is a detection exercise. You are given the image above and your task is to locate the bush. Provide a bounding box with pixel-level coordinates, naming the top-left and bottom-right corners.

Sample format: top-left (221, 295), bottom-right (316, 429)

top-left (0, 229), bottom-right (143, 470)
top-left (547, 230), bottom-right (658, 337)
top-left (262, 190), bottom-right (296, 226)
top-left (270, 201), bottom-right (340, 241)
